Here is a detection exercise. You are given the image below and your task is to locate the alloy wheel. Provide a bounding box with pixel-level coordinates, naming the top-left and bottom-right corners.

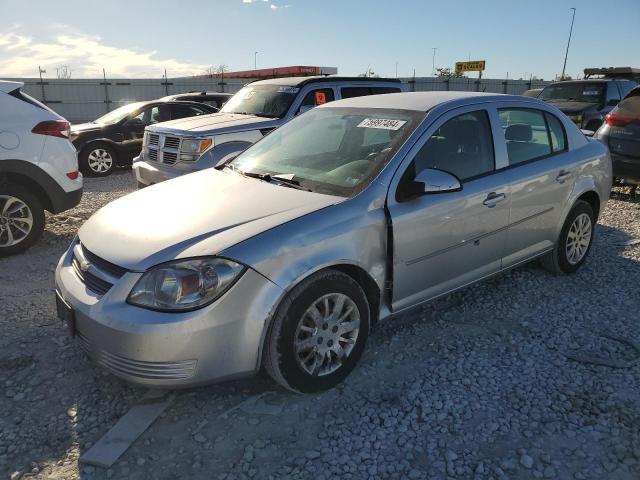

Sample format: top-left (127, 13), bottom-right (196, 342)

top-left (294, 293), bottom-right (360, 377)
top-left (87, 148), bottom-right (113, 173)
top-left (0, 195), bottom-right (34, 247)
top-left (566, 212), bottom-right (592, 265)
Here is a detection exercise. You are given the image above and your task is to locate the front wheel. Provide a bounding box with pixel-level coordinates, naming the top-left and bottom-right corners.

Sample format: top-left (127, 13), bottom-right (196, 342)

top-left (263, 270), bottom-right (370, 393)
top-left (541, 200), bottom-right (595, 274)
top-left (0, 185), bottom-right (45, 257)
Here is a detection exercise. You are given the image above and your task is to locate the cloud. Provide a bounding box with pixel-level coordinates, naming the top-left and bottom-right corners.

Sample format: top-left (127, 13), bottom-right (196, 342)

top-left (0, 29), bottom-right (208, 78)
top-left (243, 0), bottom-right (288, 9)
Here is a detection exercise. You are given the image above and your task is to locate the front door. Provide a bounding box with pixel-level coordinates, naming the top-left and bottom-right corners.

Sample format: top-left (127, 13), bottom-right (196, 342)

top-left (387, 107), bottom-right (511, 312)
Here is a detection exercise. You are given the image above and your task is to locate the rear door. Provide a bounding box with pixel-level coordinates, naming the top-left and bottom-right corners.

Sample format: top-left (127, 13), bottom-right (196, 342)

top-left (497, 105), bottom-right (577, 267)
top-left (387, 105), bottom-right (511, 311)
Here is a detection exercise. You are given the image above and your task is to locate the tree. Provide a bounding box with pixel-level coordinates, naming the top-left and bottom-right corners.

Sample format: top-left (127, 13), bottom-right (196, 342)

top-left (56, 65), bottom-right (72, 79)
top-left (435, 67), bottom-right (456, 78)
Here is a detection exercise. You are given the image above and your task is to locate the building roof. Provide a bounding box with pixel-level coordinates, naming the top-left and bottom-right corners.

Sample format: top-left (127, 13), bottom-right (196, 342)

top-left (319, 91), bottom-right (532, 112)
top-left (250, 76), bottom-right (402, 87)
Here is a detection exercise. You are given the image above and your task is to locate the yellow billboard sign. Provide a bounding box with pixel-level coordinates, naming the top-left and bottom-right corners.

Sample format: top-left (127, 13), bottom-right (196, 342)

top-left (455, 60), bottom-right (486, 76)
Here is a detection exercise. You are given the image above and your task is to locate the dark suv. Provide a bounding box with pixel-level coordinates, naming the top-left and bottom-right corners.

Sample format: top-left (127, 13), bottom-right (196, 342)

top-left (538, 79), bottom-right (637, 131)
top-left (160, 92), bottom-right (233, 110)
top-left (71, 100), bottom-right (216, 176)
top-left (595, 86), bottom-right (640, 185)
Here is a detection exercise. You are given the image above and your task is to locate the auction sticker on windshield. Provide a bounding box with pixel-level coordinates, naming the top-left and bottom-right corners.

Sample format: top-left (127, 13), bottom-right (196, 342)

top-left (357, 118), bottom-right (407, 130)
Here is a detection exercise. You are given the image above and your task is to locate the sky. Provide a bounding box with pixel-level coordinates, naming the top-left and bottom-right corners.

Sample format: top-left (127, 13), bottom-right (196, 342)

top-left (1, 0), bottom-right (639, 80)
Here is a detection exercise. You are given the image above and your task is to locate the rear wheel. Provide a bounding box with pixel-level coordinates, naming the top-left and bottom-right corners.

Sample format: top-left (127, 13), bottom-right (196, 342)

top-left (80, 143), bottom-right (117, 177)
top-left (0, 185), bottom-right (45, 257)
top-left (541, 200), bottom-right (595, 274)
top-left (264, 270), bottom-right (370, 393)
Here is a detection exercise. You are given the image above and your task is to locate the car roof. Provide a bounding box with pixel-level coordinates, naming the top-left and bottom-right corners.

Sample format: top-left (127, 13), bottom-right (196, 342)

top-left (318, 91), bottom-right (522, 112)
top-left (170, 92), bottom-right (233, 97)
top-left (0, 80), bottom-right (23, 93)
top-left (545, 79), bottom-right (612, 86)
top-left (249, 75), bottom-right (402, 87)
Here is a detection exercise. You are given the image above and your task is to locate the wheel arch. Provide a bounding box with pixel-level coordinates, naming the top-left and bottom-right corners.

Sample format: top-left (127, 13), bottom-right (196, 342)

top-left (79, 139), bottom-right (120, 159)
top-left (256, 262), bottom-right (382, 371)
top-left (576, 190), bottom-right (601, 219)
top-left (0, 161), bottom-right (55, 212)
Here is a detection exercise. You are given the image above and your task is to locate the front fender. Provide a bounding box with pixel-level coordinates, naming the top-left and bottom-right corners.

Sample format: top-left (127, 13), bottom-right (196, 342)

top-left (196, 141), bottom-right (254, 168)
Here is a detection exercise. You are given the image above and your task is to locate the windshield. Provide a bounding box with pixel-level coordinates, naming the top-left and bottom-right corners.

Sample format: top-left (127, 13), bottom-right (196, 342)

top-left (94, 102), bottom-right (145, 124)
top-left (228, 107), bottom-right (424, 197)
top-left (220, 85), bottom-right (299, 118)
top-left (539, 83), bottom-right (605, 104)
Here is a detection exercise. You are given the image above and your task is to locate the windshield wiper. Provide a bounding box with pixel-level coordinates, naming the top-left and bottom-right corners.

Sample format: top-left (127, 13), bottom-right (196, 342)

top-left (222, 165), bottom-right (311, 191)
top-left (270, 174), bottom-right (312, 191)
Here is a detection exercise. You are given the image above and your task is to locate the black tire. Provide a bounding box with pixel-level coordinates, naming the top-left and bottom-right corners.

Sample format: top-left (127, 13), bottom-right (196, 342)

top-left (79, 143), bottom-right (117, 177)
top-left (541, 200), bottom-right (595, 274)
top-left (263, 270), bottom-right (370, 393)
top-left (0, 184), bottom-right (45, 257)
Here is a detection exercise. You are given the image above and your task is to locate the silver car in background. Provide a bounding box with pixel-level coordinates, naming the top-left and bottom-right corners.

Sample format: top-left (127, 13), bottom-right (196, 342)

top-left (55, 92), bottom-right (611, 392)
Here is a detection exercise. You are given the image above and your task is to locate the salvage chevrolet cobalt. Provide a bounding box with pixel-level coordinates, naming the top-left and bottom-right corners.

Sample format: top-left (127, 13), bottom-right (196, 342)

top-left (55, 92), bottom-right (611, 392)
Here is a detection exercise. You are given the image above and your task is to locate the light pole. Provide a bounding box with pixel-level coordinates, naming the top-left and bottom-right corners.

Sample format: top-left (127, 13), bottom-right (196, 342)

top-left (395, 62), bottom-right (398, 78)
top-left (432, 48), bottom-right (438, 76)
top-left (561, 8), bottom-right (576, 80)
top-left (254, 51), bottom-right (258, 70)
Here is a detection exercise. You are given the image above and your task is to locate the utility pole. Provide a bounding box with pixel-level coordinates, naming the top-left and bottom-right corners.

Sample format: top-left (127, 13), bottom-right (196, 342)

top-left (395, 62), bottom-right (398, 78)
top-left (432, 48), bottom-right (438, 76)
top-left (38, 66), bottom-right (47, 104)
top-left (254, 51), bottom-right (258, 70)
top-left (561, 7), bottom-right (576, 80)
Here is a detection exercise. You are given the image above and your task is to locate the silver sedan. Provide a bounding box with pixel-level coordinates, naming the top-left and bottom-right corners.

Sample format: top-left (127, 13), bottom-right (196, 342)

top-left (55, 92), bottom-right (611, 392)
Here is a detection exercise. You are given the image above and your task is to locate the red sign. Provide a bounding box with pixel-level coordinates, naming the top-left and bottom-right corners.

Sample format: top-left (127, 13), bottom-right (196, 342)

top-left (315, 91), bottom-right (327, 105)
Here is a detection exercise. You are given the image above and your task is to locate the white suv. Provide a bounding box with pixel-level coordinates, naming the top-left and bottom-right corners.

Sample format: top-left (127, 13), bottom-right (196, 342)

top-left (0, 81), bottom-right (83, 256)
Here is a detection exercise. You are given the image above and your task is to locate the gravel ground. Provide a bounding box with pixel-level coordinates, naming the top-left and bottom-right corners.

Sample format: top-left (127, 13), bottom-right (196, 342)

top-left (1, 171), bottom-right (639, 480)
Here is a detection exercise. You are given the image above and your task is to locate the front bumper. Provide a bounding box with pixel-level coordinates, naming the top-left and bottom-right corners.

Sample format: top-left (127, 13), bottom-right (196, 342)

top-left (132, 157), bottom-right (184, 186)
top-left (54, 242), bottom-right (285, 387)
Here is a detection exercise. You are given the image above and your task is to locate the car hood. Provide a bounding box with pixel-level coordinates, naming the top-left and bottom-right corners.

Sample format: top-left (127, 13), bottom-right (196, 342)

top-left (78, 169), bottom-right (342, 271)
top-left (148, 112), bottom-right (281, 135)
top-left (546, 101), bottom-right (598, 114)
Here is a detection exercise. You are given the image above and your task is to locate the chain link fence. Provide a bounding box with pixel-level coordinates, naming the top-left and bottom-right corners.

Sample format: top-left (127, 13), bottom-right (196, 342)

top-left (6, 76), bottom-right (551, 122)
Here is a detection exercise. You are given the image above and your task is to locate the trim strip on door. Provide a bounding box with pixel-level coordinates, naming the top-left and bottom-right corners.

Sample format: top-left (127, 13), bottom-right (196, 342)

top-left (405, 207), bottom-right (554, 266)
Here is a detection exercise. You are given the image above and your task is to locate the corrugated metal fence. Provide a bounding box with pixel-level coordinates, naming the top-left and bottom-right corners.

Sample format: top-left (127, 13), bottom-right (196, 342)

top-left (6, 76), bottom-right (551, 122)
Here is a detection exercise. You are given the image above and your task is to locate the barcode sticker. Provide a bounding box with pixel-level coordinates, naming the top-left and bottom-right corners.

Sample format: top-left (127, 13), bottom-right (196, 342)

top-left (357, 118), bottom-right (407, 130)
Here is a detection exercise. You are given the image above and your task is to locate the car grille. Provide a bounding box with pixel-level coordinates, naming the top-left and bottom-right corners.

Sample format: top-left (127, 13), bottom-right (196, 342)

top-left (164, 136), bottom-right (181, 149)
top-left (145, 134), bottom-right (184, 165)
top-left (163, 152), bottom-right (177, 164)
top-left (71, 244), bottom-right (127, 296)
top-left (78, 334), bottom-right (197, 380)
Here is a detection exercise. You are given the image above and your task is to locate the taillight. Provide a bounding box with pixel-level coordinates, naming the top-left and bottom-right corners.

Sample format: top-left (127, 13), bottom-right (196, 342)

top-left (66, 171), bottom-right (79, 180)
top-left (605, 113), bottom-right (640, 127)
top-left (32, 120), bottom-right (71, 138)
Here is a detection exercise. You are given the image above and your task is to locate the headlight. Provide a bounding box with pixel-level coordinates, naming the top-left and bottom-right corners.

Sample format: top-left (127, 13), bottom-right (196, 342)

top-left (127, 258), bottom-right (245, 311)
top-left (181, 138), bottom-right (213, 155)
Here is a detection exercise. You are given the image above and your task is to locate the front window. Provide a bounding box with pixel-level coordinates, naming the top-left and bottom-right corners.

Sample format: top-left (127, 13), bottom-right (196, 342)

top-left (94, 102), bottom-right (145, 124)
top-left (539, 83), bottom-right (605, 104)
top-left (228, 107), bottom-right (424, 197)
top-left (220, 85), bottom-right (299, 118)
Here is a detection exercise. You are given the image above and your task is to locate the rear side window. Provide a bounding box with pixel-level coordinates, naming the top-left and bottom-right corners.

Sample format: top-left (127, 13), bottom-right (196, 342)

top-left (371, 86), bottom-right (401, 94)
top-left (498, 109), bottom-right (552, 165)
top-left (341, 87), bottom-right (371, 99)
top-left (171, 104), bottom-right (209, 119)
top-left (545, 113), bottom-right (567, 152)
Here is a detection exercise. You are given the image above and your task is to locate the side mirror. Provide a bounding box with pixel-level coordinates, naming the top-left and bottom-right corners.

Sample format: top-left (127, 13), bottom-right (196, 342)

top-left (414, 168), bottom-right (462, 194)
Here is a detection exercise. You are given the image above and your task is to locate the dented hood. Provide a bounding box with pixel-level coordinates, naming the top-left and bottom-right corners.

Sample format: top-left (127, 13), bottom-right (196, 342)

top-left (78, 169), bottom-right (341, 271)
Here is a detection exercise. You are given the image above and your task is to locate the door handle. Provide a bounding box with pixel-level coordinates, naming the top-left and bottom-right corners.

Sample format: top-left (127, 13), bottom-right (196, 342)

top-left (483, 192), bottom-right (506, 208)
top-left (556, 170), bottom-right (572, 183)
